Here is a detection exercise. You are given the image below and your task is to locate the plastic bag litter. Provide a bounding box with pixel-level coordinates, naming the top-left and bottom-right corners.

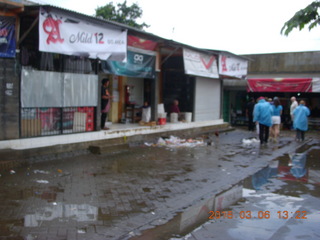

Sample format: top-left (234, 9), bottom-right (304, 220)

top-left (157, 137), bottom-right (166, 145)
top-left (146, 135), bottom-right (205, 148)
top-left (35, 180), bottom-right (49, 184)
top-left (34, 170), bottom-right (49, 174)
top-left (242, 138), bottom-right (260, 146)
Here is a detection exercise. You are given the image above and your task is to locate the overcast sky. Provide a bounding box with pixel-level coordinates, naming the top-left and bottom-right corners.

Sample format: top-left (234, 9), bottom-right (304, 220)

top-left (34, 0), bottom-right (320, 55)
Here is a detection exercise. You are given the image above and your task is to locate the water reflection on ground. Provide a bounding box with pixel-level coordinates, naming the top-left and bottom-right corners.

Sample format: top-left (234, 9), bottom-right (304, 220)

top-left (178, 141), bottom-right (320, 240)
top-left (0, 130), bottom-right (318, 239)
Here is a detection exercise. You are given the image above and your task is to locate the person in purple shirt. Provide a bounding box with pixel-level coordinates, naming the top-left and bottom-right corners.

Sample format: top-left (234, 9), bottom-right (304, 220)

top-left (270, 97), bottom-right (283, 143)
top-left (170, 99), bottom-right (180, 114)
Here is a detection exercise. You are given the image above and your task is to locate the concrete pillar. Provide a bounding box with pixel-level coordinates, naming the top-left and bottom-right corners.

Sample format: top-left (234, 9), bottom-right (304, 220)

top-left (150, 72), bottom-right (160, 122)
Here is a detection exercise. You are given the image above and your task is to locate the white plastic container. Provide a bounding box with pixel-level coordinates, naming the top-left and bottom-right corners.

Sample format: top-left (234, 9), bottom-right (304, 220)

top-left (158, 103), bottom-right (165, 114)
top-left (184, 112), bottom-right (192, 122)
top-left (157, 112), bottom-right (167, 118)
top-left (170, 113), bottom-right (178, 123)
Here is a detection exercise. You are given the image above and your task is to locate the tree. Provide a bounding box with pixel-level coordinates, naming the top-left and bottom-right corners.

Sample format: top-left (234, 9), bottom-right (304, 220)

top-left (281, 1), bottom-right (320, 36)
top-left (95, 1), bottom-right (149, 30)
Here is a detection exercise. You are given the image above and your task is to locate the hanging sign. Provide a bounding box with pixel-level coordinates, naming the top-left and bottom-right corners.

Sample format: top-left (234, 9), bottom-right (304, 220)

top-left (101, 49), bottom-right (155, 79)
top-left (0, 16), bottom-right (16, 58)
top-left (219, 54), bottom-right (248, 78)
top-left (183, 48), bottom-right (219, 79)
top-left (128, 35), bottom-right (157, 51)
top-left (39, 7), bottom-right (127, 61)
top-left (312, 78), bottom-right (320, 92)
top-left (247, 78), bottom-right (313, 92)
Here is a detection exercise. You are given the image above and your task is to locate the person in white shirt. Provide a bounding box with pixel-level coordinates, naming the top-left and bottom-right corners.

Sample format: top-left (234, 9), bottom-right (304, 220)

top-left (290, 96), bottom-right (298, 129)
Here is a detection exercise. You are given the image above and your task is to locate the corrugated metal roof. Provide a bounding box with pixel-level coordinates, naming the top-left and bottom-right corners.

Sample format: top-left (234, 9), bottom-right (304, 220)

top-left (22, 4), bottom-right (246, 59)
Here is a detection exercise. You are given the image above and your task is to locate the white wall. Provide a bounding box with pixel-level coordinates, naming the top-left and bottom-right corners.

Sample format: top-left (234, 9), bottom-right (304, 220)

top-left (126, 77), bottom-right (144, 106)
top-left (194, 77), bottom-right (221, 122)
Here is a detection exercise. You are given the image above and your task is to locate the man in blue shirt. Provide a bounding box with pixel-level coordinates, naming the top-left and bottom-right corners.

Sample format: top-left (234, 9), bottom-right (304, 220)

top-left (253, 97), bottom-right (273, 145)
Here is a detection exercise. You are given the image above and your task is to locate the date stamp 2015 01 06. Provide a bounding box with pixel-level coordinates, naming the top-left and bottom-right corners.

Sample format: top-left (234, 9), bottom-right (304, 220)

top-left (208, 210), bottom-right (308, 220)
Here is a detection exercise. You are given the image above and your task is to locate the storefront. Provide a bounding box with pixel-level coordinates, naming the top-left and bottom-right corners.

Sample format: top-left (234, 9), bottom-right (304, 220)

top-left (19, 6), bottom-right (127, 137)
top-left (183, 48), bottom-right (221, 122)
top-left (100, 35), bottom-right (158, 124)
top-left (0, 1), bottom-right (23, 140)
top-left (247, 77), bottom-right (320, 128)
top-left (221, 54), bottom-right (248, 123)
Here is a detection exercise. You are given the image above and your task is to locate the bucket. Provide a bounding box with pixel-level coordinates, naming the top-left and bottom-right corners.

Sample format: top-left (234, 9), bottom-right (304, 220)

top-left (158, 118), bottom-right (166, 125)
top-left (170, 113), bottom-right (178, 123)
top-left (184, 112), bottom-right (192, 122)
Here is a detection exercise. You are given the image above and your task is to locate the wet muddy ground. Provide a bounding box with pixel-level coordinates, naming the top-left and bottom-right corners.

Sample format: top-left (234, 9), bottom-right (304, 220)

top-left (0, 129), bottom-right (318, 240)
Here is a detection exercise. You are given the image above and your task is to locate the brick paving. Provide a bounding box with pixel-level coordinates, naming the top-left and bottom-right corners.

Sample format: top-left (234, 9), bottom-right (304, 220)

top-left (0, 129), bottom-right (316, 240)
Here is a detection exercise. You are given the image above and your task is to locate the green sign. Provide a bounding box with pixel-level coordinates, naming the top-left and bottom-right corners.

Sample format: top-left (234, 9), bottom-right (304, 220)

top-left (102, 51), bottom-right (155, 79)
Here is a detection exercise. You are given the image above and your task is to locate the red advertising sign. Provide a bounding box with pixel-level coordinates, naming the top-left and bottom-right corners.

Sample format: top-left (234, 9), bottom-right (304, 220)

top-left (247, 78), bottom-right (313, 92)
top-left (127, 35), bottom-right (157, 51)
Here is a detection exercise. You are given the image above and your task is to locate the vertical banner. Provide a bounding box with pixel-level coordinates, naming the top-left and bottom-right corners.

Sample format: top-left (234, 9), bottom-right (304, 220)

top-left (39, 7), bottom-right (127, 61)
top-left (0, 16), bottom-right (16, 58)
top-left (219, 54), bottom-right (248, 78)
top-left (183, 48), bottom-right (219, 79)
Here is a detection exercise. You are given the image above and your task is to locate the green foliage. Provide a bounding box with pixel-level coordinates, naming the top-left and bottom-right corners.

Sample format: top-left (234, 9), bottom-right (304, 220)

top-left (95, 1), bottom-right (149, 30)
top-left (281, 1), bottom-right (320, 36)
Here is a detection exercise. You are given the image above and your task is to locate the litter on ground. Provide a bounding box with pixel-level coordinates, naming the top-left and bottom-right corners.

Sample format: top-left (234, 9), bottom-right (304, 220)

top-left (242, 138), bottom-right (260, 146)
top-left (33, 170), bottom-right (50, 174)
top-left (145, 135), bottom-right (206, 148)
top-left (35, 180), bottom-right (49, 184)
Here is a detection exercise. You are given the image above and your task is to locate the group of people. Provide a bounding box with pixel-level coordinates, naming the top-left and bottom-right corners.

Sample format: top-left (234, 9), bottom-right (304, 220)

top-left (248, 96), bottom-right (310, 145)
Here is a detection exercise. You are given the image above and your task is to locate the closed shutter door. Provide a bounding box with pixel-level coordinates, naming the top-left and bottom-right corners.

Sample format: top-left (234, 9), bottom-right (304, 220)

top-left (194, 77), bottom-right (220, 122)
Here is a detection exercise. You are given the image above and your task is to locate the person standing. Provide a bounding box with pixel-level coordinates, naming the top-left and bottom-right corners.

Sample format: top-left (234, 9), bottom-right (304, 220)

top-left (293, 100), bottom-right (310, 142)
top-left (246, 98), bottom-right (255, 131)
top-left (253, 96), bottom-right (273, 145)
top-left (290, 96), bottom-right (298, 128)
top-left (270, 97), bottom-right (283, 143)
top-left (101, 78), bottom-right (112, 130)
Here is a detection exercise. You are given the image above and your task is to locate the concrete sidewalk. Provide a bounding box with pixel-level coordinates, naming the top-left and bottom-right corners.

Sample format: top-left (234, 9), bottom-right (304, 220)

top-left (0, 121), bottom-right (228, 171)
top-left (0, 129), bottom-right (314, 240)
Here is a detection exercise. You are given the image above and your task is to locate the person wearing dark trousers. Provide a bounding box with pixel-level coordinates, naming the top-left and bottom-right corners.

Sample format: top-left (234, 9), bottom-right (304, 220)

top-left (253, 96), bottom-right (273, 145)
top-left (293, 100), bottom-right (310, 142)
top-left (259, 123), bottom-right (270, 145)
top-left (246, 98), bottom-right (255, 131)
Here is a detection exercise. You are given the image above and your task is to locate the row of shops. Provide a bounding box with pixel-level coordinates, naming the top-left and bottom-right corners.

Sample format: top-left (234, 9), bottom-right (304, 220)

top-left (0, 1), bottom-right (248, 141)
top-left (2, 1), bottom-right (319, 143)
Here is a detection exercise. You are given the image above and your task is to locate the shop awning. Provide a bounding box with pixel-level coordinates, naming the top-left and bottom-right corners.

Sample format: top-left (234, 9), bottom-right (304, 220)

top-left (247, 78), bottom-right (313, 92)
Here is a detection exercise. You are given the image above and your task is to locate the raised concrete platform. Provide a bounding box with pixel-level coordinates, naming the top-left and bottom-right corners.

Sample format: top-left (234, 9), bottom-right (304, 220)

top-left (0, 120), bottom-right (225, 150)
top-left (0, 120), bottom-right (230, 171)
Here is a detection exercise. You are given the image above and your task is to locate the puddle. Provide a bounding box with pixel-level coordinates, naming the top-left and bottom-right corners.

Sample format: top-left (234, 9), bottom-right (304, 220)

top-left (127, 145), bottom-right (320, 239)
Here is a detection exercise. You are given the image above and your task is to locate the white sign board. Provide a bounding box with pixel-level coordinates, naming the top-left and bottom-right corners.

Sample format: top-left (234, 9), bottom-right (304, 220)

top-left (312, 78), bottom-right (320, 92)
top-left (219, 54), bottom-right (248, 78)
top-left (183, 48), bottom-right (219, 79)
top-left (39, 7), bottom-right (127, 61)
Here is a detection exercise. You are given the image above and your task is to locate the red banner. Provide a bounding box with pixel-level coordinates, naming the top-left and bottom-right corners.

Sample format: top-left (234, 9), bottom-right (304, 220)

top-left (247, 78), bottom-right (312, 92)
top-left (128, 35), bottom-right (157, 51)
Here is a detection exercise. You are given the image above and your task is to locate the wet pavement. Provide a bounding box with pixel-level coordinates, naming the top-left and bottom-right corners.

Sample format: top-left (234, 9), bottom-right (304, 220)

top-left (175, 138), bottom-right (320, 240)
top-left (0, 129), bottom-right (319, 240)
